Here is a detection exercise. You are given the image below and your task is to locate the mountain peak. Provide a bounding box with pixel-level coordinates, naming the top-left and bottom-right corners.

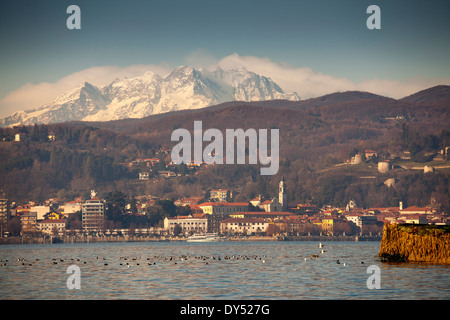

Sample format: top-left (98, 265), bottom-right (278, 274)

top-left (171, 65), bottom-right (195, 75)
top-left (0, 66), bottom-right (300, 127)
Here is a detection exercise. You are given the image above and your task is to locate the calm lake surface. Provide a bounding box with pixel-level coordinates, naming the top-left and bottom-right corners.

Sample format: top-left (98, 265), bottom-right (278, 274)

top-left (0, 241), bottom-right (449, 300)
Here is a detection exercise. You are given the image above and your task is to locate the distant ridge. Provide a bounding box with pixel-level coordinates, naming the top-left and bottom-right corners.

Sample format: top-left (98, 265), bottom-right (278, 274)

top-left (400, 85), bottom-right (450, 105)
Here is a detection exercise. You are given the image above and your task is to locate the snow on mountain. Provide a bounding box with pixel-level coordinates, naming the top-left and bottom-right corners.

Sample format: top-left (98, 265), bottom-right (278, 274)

top-left (0, 82), bottom-right (110, 127)
top-left (0, 66), bottom-right (300, 126)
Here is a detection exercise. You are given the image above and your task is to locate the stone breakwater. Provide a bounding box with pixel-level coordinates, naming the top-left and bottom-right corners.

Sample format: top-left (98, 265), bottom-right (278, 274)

top-left (379, 223), bottom-right (450, 264)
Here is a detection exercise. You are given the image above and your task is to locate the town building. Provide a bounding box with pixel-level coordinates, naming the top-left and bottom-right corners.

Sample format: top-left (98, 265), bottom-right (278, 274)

top-left (21, 212), bottom-right (38, 234)
top-left (291, 203), bottom-right (319, 215)
top-left (139, 172), bottom-right (150, 180)
top-left (14, 133), bottom-right (31, 142)
top-left (220, 218), bottom-right (269, 235)
top-left (321, 217), bottom-right (349, 235)
top-left (29, 205), bottom-right (51, 220)
top-left (259, 198), bottom-right (283, 212)
top-left (230, 211), bottom-right (294, 220)
top-left (402, 215), bottom-right (428, 224)
top-left (63, 199), bottom-right (83, 214)
top-left (47, 133), bottom-right (56, 141)
top-left (198, 202), bottom-right (249, 215)
top-left (82, 191), bottom-right (105, 232)
top-left (37, 219), bottom-right (67, 235)
top-left (209, 189), bottom-right (232, 202)
top-left (364, 149), bottom-right (377, 159)
top-left (43, 211), bottom-right (64, 220)
top-left (196, 201), bottom-right (250, 233)
top-left (400, 206), bottom-right (433, 215)
top-left (250, 195), bottom-right (264, 207)
top-left (0, 197), bottom-right (9, 226)
top-left (164, 214), bottom-right (208, 235)
top-left (174, 196), bottom-right (204, 207)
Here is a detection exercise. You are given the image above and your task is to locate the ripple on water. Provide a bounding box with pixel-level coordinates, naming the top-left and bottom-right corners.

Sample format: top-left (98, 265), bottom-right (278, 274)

top-left (0, 241), bottom-right (449, 299)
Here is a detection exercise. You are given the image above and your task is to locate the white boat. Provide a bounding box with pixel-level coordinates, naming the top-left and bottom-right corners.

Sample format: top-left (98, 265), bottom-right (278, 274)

top-left (187, 233), bottom-right (218, 242)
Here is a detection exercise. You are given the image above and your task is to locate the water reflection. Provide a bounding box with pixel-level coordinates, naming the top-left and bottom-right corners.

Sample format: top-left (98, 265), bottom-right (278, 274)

top-left (0, 241), bottom-right (449, 299)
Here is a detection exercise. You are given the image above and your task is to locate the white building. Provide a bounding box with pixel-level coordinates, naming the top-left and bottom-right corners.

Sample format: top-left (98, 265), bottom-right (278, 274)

top-left (164, 214), bottom-right (208, 235)
top-left (30, 205), bottom-right (51, 220)
top-left (220, 218), bottom-right (269, 235)
top-left (209, 189), bottom-right (231, 202)
top-left (63, 200), bottom-right (82, 214)
top-left (279, 177), bottom-right (287, 211)
top-left (37, 219), bottom-right (67, 235)
top-left (82, 194), bottom-right (105, 232)
top-left (139, 172), bottom-right (150, 180)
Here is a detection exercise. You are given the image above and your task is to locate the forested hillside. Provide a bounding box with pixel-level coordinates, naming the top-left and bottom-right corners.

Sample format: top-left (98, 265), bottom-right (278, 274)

top-left (1, 86), bottom-right (449, 212)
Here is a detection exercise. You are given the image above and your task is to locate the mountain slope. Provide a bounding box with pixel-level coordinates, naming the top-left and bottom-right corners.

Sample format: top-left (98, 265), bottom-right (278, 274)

top-left (0, 82), bottom-right (110, 127)
top-left (400, 85), bottom-right (450, 106)
top-left (0, 67), bottom-right (300, 127)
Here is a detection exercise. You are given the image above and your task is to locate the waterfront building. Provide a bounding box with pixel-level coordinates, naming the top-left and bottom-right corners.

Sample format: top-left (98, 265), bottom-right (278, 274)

top-left (220, 217), bottom-right (268, 235)
top-left (82, 191), bottom-right (105, 232)
top-left (0, 197), bottom-right (9, 226)
top-left (37, 219), bottom-right (67, 235)
top-left (21, 212), bottom-right (38, 234)
top-left (164, 214), bottom-right (208, 235)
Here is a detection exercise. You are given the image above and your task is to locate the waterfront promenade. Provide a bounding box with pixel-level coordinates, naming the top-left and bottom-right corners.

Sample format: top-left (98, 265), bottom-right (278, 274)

top-left (0, 234), bottom-right (381, 245)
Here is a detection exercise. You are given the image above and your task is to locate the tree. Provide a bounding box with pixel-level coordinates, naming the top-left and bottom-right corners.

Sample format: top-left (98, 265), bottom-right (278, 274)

top-left (52, 225), bottom-right (59, 237)
top-left (67, 212), bottom-right (82, 230)
top-left (128, 223), bottom-right (136, 237)
top-left (7, 217), bottom-right (21, 236)
top-left (266, 224), bottom-right (280, 237)
top-left (105, 191), bottom-right (128, 224)
top-left (173, 223), bottom-right (182, 236)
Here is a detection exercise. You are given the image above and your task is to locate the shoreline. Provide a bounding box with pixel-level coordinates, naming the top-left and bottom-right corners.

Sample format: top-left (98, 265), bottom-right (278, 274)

top-left (0, 234), bottom-right (381, 245)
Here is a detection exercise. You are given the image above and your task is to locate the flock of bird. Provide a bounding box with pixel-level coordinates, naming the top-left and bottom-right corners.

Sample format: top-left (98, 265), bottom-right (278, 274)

top-left (0, 254), bottom-right (269, 268)
top-left (307, 242), bottom-right (365, 266)
top-left (1, 243), bottom-right (364, 268)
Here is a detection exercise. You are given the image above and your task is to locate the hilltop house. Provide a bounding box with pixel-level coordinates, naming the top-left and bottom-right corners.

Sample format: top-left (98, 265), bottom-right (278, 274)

top-left (209, 189), bottom-right (232, 202)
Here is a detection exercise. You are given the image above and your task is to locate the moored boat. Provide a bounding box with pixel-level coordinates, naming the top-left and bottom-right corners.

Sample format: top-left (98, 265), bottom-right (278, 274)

top-left (187, 233), bottom-right (219, 242)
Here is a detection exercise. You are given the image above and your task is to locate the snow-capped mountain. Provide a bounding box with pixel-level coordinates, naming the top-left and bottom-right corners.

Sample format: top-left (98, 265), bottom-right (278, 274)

top-left (0, 66), bottom-right (300, 126)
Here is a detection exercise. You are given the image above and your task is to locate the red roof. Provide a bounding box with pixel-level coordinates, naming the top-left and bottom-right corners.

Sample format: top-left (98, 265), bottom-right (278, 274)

top-left (401, 206), bottom-right (430, 212)
top-left (199, 202), bottom-right (248, 207)
top-left (237, 211), bottom-right (294, 216)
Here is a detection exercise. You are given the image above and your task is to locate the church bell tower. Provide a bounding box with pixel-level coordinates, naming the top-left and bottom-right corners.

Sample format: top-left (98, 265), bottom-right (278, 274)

top-left (279, 177), bottom-right (287, 211)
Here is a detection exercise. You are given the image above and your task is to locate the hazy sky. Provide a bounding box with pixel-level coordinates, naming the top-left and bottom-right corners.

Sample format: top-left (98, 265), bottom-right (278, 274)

top-left (1, 0), bottom-right (449, 117)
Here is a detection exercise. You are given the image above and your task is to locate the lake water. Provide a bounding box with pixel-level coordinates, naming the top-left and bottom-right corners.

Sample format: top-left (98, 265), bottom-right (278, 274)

top-left (0, 241), bottom-right (449, 300)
